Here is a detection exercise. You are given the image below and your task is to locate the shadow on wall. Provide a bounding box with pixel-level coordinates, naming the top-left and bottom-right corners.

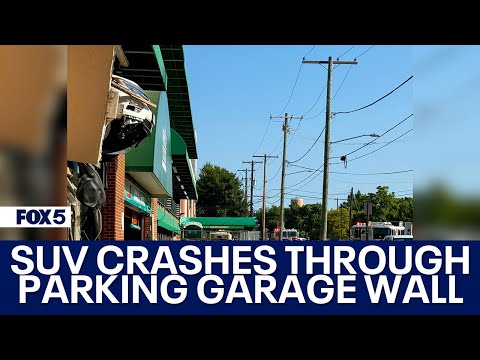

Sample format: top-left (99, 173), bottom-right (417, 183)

top-left (0, 46), bottom-right (67, 240)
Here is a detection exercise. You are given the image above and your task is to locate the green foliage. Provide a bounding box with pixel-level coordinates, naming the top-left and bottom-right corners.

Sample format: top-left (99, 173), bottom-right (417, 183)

top-left (256, 205), bottom-right (281, 234)
top-left (285, 203), bottom-right (322, 239)
top-left (196, 162), bottom-right (249, 217)
top-left (327, 208), bottom-right (350, 239)
top-left (282, 186), bottom-right (413, 239)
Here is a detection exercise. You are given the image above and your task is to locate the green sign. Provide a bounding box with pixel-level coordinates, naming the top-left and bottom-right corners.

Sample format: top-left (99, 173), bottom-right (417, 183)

top-left (124, 179), bottom-right (151, 214)
top-left (203, 225), bottom-right (244, 230)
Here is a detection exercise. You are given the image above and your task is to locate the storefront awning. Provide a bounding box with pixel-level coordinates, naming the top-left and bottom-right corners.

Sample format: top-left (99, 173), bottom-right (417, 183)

top-left (160, 45), bottom-right (198, 160)
top-left (112, 45), bottom-right (167, 92)
top-left (158, 208), bottom-right (181, 234)
top-left (181, 217), bottom-right (257, 231)
top-left (171, 129), bottom-right (198, 200)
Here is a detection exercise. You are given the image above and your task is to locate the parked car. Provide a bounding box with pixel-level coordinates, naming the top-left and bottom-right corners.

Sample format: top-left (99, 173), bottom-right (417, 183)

top-left (383, 235), bottom-right (414, 241)
top-left (102, 75), bottom-right (156, 159)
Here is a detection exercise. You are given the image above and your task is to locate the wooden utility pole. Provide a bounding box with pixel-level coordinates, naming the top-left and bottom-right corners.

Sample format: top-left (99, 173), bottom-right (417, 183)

top-left (253, 154), bottom-right (278, 241)
top-left (237, 168), bottom-right (249, 205)
top-left (243, 160), bottom-right (262, 216)
top-left (269, 113), bottom-right (302, 238)
top-left (302, 57), bottom-right (358, 240)
top-left (349, 187), bottom-right (353, 240)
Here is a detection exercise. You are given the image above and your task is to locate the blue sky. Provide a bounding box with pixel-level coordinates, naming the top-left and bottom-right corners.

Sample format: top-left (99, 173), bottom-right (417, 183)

top-left (183, 45), bottom-right (413, 210)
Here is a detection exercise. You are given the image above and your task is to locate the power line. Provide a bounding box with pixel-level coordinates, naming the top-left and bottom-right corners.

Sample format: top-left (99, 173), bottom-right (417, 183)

top-left (289, 164), bottom-right (413, 175)
top-left (338, 45), bottom-right (356, 59)
top-left (288, 168), bottom-right (413, 176)
top-left (330, 178), bottom-right (413, 185)
top-left (286, 170), bottom-right (315, 176)
top-left (354, 45), bottom-right (375, 59)
top-left (276, 63), bottom-right (303, 117)
top-left (288, 166), bottom-right (324, 189)
top-left (320, 138), bottom-right (413, 145)
top-left (288, 167), bottom-right (322, 187)
top-left (252, 47), bottom-right (313, 157)
top-left (330, 169), bottom-right (413, 175)
top-left (303, 64), bottom-right (355, 120)
top-left (334, 75), bottom-right (413, 115)
top-left (252, 117), bottom-right (272, 156)
top-left (302, 82), bottom-right (327, 117)
top-left (332, 65), bottom-right (354, 100)
top-left (349, 128), bottom-right (413, 162)
top-left (288, 125), bottom-right (326, 164)
top-left (303, 45), bottom-right (317, 59)
top-left (267, 164), bottom-right (282, 182)
top-left (340, 113), bottom-right (413, 158)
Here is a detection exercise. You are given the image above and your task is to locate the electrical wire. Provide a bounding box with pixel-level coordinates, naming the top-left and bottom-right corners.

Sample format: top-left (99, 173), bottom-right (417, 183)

top-left (303, 65), bottom-right (355, 120)
top-left (348, 128), bottom-right (413, 162)
top-left (303, 45), bottom-right (316, 59)
top-left (338, 45), bottom-right (356, 59)
top-left (289, 170), bottom-right (323, 191)
top-left (288, 125), bottom-right (326, 164)
top-left (340, 113), bottom-right (413, 158)
top-left (276, 62), bottom-right (303, 117)
top-left (354, 45), bottom-right (375, 59)
top-left (267, 164), bottom-right (282, 182)
top-left (332, 65), bottom-right (353, 101)
top-left (330, 169), bottom-right (413, 175)
top-left (334, 75), bottom-right (413, 115)
top-left (252, 47), bottom-right (313, 157)
top-left (252, 117), bottom-right (272, 156)
top-left (302, 82), bottom-right (327, 117)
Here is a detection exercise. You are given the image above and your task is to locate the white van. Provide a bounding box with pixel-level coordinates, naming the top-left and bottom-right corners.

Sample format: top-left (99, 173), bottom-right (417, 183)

top-left (383, 235), bottom-right (414, 241)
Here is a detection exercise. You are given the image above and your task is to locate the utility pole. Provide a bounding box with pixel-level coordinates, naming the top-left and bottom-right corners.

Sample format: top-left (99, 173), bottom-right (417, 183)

top-left (302, 57), bottom-right (358, 240)
top-left (269, 112), bottom-right (303, 239)
top-left (253, 154), bottom-right (278, 241)
top-left (349, 187), bottom-right (353, 240)
top-left (337, 198), bottom-right (339, 239)
top-left (243, 160), bottom-right (261, 216)
top-left (340, 201), bottom-right (343, 240)
top-left (237, 168), bottom-right (249, 205)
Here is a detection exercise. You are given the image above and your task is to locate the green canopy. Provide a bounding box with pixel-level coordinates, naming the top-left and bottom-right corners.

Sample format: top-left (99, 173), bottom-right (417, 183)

top-left (158, 209), bottom-right (181, 234)
top-left (181, 217), bottom-right (257, 231)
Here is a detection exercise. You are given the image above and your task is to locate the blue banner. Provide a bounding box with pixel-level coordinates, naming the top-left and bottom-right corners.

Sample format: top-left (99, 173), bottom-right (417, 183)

top-left (1, 241), bottom-right (478, 315)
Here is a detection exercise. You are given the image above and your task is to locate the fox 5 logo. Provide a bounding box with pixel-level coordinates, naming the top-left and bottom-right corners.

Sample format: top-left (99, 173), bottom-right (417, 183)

top-left (0, 207), bottom-right (71, 228)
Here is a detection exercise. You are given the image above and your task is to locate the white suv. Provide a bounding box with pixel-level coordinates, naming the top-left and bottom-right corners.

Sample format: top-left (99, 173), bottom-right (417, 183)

top-left (102, 75), bottom-right (156, 158)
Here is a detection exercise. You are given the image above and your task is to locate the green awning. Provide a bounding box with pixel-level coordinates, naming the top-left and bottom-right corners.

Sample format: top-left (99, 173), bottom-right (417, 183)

top-left (171, 129), bottom-right (198, 200)
top-left (158, 208), bottom-right (181, 234)
top-left (181, 217), bottom-right (257, 230)
top-left (113, 45), bottom-right (167, 91)
top-left (160, 45), bottom-right (198, 160)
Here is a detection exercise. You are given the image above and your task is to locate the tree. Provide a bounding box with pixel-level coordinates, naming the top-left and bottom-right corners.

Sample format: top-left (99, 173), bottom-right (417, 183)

top-left (284, 203), bottom-right (322, 239)
top-left (341, 186), bottom-right (412, 224)
top-left (327, 207), bottom-right (350, 239)
top-left (196, 162), bottom-right (249, 217)
top-left (256, 205), bottom-right (281, 239)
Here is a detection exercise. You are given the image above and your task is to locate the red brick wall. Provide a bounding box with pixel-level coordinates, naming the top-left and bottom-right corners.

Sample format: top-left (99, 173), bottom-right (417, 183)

top-left (101, 154), bottom-right (125, 240)
top-left (144, 213), bottom-right (152, 240)
top-left (151, 198), bottom-right (158, 240)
